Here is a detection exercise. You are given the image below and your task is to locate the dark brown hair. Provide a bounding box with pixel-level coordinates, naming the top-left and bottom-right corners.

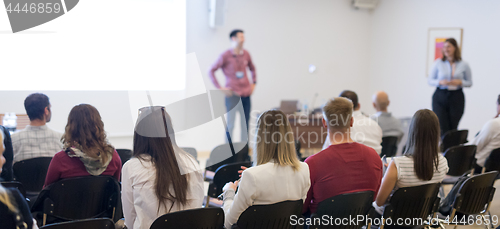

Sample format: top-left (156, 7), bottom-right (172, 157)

top-left (403, 109), bottom-right (440, 181)
top-left (62, 104), bottom-right (114, 164)
top-left (133, 108), bottom-right (188, 212)
top-left (441, 38), bottom-right (462, 62)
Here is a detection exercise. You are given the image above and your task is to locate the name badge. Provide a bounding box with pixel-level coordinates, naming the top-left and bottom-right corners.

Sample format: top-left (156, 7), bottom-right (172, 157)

top-left (236, 71), bottom-right (244, 79)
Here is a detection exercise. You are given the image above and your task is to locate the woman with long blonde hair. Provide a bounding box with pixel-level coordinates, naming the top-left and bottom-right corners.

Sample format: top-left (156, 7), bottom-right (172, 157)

top-left (44, 104), bottom-right (122, 187)
top-left (222, 110), bottom-right (310, 229)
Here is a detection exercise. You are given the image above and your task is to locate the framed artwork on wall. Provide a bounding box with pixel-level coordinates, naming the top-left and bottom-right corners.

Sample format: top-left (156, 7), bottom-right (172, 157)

top-left (427, 28), bottom-right (463, 76)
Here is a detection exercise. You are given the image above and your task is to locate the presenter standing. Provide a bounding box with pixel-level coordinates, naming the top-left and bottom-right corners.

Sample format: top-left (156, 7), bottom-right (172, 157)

top-left (428, 38), bottom-right (472, 137)
top-left (209, 29), bottom-right (256, 141)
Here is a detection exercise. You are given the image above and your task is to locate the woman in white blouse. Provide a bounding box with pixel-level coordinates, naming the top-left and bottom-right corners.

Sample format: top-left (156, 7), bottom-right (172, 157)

top-left (373, 109), bottom-right (449, 215)
top-left (121, 107), bottom-right (203, 229)
top-left (222, 110), bottom-right (311, 229)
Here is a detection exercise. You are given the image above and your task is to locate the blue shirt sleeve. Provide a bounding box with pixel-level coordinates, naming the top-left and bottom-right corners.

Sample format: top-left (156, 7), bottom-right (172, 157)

top-left (428, 60), bottom-right (441, 87)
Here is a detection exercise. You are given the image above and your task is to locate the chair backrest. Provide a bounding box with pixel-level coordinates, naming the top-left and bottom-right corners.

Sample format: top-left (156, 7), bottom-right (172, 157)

top-left (206, 142), bottom-right (250, 172)
top-left (313, 191), bottom-right (374, 229)
top-left (40, 218), bottom-right (115, 229)
top-left (441, 129), bottom-right (468, 152)
top-left (181, 147), bottom-right (198, 160)
top-left (13, 157), bottom-right (52, 193)
top-left (452, 171), bottom-right (498, 215)
top-left (443, 145), bottom-right (477, 176)
top-left (1, 181), bottom-right (27, 198)
top-left (116, 149), bottom-right (132, 165)
top-left (208, 161), bottom-right (252, 198)
top-left (383, 183), bottom-right (441, 227)
top-left (39, 176), bottom-right (120, 222)
top-left (381, 136), bottom-right (399, 157)
top-left (236, 200), bottom-right (303, 229)
top-left (150, 208), bottom-right (224, 229)
top-left (484, 148), bottom-right (500, 173)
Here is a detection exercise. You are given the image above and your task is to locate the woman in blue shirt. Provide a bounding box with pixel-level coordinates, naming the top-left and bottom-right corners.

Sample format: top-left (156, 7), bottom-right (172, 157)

top-left (428, 38), bottom-right (472, 137)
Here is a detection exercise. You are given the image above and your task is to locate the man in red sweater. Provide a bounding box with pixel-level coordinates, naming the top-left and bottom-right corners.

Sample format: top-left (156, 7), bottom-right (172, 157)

top-left (303, 97), bottom-right (383, 214)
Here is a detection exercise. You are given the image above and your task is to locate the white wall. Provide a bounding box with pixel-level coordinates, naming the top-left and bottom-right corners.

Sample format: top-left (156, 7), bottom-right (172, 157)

top-left (187, 0), bottom-right (374, 121)
top-left (368, 0), bottom-right (500, 140)
top-left (4, 0), bottom-right (495, 151)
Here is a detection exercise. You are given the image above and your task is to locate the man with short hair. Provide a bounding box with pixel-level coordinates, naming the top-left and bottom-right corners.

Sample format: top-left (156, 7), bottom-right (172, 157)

top-left (371, 91), bottom-right (404, 139)
top-left (209, 29), bottom-right (256, 142)
top-left (470, 94), bottom-right (500, 171)
top-left (303, 97), bottom-right (383, 214)
top-left (322, 90), bottom-right (383, 154)
top-left (12, 93), bottom-right (62, 162)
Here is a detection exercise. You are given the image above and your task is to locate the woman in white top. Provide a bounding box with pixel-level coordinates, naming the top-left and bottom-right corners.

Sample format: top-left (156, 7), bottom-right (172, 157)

top-left (121, 107), bottom-right (204, 229)
top-left (374, 109), bottom-right (449, 214)
top-left (222, 110), bottom-right (311, 229)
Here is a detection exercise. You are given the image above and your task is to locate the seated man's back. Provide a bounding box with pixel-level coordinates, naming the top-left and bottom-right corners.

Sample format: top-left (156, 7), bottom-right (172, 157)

top-left (371, 112), bottom-right (403, 138)
top-left (470, 117), bottom-right (500, 167)
top-left (322, 111), bottom-right (383, 154)
top-left (12, 93), bottom-right (62, 163)
top-left (303, 142), bottom-right (383, 214)
top-left (12, 125), bottom-right (62, 162)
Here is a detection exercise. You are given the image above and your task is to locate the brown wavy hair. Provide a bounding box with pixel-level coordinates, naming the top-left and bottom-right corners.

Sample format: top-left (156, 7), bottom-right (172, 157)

top-left (133, 108), bottom-right (188, 213)
top-left (62, 104), bottom-right (114, 164)
top-left (403, 109), bottom-right (440, 181)
top-left (441, 38), bottom-right (462, 62)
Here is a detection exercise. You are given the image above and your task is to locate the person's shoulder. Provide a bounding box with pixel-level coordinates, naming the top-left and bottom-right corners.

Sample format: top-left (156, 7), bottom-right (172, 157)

top-left (122, 157), bottom-right (142, 170)
top-left (305, 148), bottom-right (329, 164)
top-left (433, 59), bottom-right (445, 64)
top-left (51, 150), bottom-right (69, 161)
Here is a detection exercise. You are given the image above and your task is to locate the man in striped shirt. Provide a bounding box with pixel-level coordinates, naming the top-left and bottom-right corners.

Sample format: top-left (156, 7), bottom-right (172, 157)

top-left (12, 93), bottom-right (62, 162)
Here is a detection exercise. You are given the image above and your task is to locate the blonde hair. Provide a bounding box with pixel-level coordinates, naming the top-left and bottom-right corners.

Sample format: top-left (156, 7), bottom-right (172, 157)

top-left (322, 97), bottom-right (353, 131)
top-left (253, 110), bottom-right (300, 171)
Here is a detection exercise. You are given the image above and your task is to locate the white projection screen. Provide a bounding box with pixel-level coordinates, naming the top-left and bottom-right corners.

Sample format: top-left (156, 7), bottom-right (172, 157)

top-left (0, 0), bottom-right (186, 91)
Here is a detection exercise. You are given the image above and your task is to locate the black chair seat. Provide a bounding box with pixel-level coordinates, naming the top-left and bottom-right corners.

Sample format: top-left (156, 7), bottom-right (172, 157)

top-left (150, 208), bottom-right (224, 229)
top-left (205, 161), bottom-right (252, 208)
top-left (234, 200), bottom-right (303, 229)
top-left (312, 191), bottom-right (375, 229)
top-left (440, 129), bottom-right (468, 152)
top-left (32, 176), bottom-right (121, 226)
top-left (40, 218), bottom-right (114, 229)
top-left (381, 183), bottom-right (441, 229)
top-left (438, 171), bottom-right (498, 228)
top-left (116, 149), bottom-right (132, 166)
top-left (13, 157), bottom-right (52, 194)
top-left (381, 136), bottom-right (399, 158)
top-left (483, 148), bottom-right (500, 174)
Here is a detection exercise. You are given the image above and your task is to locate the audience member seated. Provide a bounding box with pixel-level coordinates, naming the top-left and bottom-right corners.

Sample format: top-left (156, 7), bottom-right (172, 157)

top-left (121, 106), bottom-right (203, 229)
top-left (304, 97), bottom-right (382, 214)
top-left (470, 94), bottom-right (500, 172)
top-left (373, 109), bottom-right (449, 214)
top-left (222, 110), bottom-right (310, 229)
top-left (322, 90), bottom-right (383, 154)
top-left (12, 93), bottom-right (63, 163)
top-left (43, 104), bottom-right (121, 187)
top-left (0, 133), bottom-right (39, 229)
top-left (371, 91), bottom-right (404, 139)
top-left (1, 126), bottom-right (14, 181)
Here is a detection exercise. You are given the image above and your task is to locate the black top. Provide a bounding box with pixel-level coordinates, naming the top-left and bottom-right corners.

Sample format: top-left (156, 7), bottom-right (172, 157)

top-left (1, 125), bottom-right (14, 181)
top-left (0, 188), bottom-right (33, 229)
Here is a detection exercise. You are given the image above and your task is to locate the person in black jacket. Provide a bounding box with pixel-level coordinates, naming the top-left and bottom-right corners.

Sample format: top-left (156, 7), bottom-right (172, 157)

top-left (1, 125), bottom-right (14, 181)
top-left (0, 133), bottom-right (36, 228)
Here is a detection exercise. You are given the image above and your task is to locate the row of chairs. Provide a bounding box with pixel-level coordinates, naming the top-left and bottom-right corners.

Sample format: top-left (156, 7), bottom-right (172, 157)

top-left (36, 171), bottom-right (498, 229)
top-left (381, 129), bottom-right (469, 158)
